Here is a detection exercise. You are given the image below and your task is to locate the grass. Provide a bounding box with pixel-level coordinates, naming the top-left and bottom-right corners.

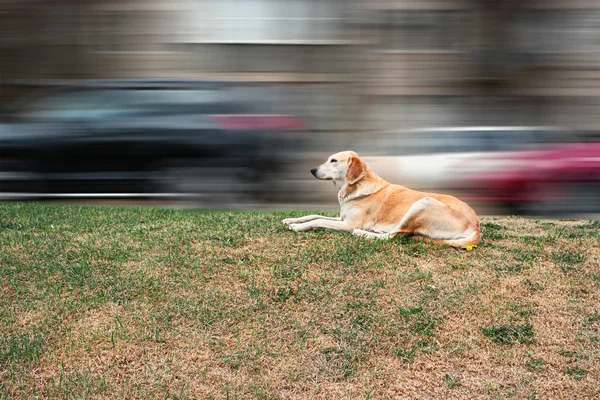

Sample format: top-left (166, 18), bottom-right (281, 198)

top-left (0, 203), bottom-right (599, 399)
top-left (525, 357), bottom-right (547, 373)
top-left (444, 373), bottom-right (462, 389)
top-left (481, 324), bottom-right (536, 345)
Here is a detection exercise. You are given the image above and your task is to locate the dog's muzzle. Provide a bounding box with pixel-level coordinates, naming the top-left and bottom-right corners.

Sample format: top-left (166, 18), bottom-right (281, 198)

top-left (311, 168), bottom-right (317, 177)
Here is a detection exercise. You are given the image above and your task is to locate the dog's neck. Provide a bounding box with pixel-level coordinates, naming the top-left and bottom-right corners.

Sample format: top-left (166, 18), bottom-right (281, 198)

top-left (336, 168), bottom-right (387, 204)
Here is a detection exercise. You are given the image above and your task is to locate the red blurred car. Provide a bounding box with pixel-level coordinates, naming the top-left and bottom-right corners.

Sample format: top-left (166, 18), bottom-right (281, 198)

top-left (462, 142), bottom-right (600, 214)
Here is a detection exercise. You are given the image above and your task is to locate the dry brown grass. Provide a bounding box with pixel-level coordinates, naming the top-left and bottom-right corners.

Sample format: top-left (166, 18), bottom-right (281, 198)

top-left (0, 204), bottom-right (598, 399)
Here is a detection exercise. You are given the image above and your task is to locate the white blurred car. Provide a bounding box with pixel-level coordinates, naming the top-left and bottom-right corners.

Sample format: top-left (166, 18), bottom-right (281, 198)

top-left (359, 126), bottom-right (566, 191)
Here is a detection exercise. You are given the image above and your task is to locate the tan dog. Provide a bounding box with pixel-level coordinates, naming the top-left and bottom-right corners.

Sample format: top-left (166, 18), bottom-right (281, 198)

top-left (283, 151), bottom-right (481, 249)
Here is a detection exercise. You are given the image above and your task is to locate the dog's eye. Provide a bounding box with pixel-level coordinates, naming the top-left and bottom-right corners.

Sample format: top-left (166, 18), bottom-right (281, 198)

top-left (330, 159), bottom-right (337, 163)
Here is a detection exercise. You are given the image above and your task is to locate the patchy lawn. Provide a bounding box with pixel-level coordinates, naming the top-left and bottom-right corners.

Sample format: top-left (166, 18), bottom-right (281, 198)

top-left (0, 203), bottom-right (598, 399)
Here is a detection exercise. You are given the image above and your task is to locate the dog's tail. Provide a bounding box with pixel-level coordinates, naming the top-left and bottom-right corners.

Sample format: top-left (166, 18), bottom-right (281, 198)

top-left (409, 227), bottom-right (482, 249)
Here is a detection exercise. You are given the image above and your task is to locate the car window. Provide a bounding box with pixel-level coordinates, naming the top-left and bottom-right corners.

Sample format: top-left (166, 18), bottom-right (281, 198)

top-left (420, 132), bottom-right (457, 154)
top-left (487, 130), bottom-right (538, 152)
top-left (17, 88), bottom-right (235, 121)
top-left (375, 129), bottom-right (567, 156)
top-left (104, 89), bottom-right (241, 117)
top-left (18, 90), bottom-right (116, 121)
top-left (114, 89), bottom-right (227, 112)
top-left (377, 131), bottom-right (467, 156)
top-left (366, 134), bottom-right (406, 156)
top-left (450, 131), bottom-right (487, 153)
top-left (409, 131), bottom-right (490, 154)
top-left (531, 130), bottom-right (566, 144)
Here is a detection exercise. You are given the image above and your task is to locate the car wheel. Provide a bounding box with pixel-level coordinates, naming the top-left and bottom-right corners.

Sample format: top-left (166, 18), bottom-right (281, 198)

top-left (152, 159), bottom-right (262, 208)
top-left (523, 182), bottom-right (600, 216)
top-left (556, 182), bottom-right (600, 215)
top-left (0, 158), bottom-right (47, 197)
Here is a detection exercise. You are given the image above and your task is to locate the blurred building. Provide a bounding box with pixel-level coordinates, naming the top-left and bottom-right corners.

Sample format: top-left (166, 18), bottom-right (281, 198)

top-left (2, 0), bottom-right (600, 135)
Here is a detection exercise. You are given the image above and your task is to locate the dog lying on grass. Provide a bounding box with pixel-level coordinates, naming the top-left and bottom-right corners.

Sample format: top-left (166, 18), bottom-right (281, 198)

top-left (283, 151), bottom-right (481, 249)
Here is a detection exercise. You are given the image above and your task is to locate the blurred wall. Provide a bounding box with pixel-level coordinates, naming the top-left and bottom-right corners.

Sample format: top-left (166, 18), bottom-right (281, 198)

top-left (2, 0), bottom-right (600, 135)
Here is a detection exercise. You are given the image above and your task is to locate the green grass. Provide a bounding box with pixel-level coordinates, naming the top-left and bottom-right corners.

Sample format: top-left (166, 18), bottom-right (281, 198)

top-left (481, 323), bottom-right (536, 345)
top-left (525, 357), bottom-right (547, 373)
top-left (444, 373), bottom-right (462, 389)
top-left (552, 249), bottom-right (587, 273)
top-left (0, 204), bottom-right (598, 399)
top-left (563, 367), bottom-right (589, 381)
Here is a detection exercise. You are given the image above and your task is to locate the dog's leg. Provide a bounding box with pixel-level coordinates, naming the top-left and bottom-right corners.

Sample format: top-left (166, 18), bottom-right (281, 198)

top-left (283, 215), bottom-right (341, 226)
top-left (388, 197), bottom-right (481, 249)
top-left (352, 229), bottom-right (391, 240)
top-left (288, 219), bottom-right (350, 233)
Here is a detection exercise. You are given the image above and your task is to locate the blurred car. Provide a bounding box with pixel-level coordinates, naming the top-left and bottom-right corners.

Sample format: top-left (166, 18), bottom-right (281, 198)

top-left (461, 141), bottom-right (600, 215)
top-left (0, 79), bottom-right (306, 204)
top-left (358, 126), bottom-right (568, 191)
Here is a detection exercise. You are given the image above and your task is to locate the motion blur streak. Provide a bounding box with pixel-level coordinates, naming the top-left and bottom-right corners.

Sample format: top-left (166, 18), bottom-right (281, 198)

top-left (1, 0), bottom-right (599, 216)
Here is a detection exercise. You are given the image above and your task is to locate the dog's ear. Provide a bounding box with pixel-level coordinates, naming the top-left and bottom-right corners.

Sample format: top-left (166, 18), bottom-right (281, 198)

top-left (346, 155), bottom-right (365, 185)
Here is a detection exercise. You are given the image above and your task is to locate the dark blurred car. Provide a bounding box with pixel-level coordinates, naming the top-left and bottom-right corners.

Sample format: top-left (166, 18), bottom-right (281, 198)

top-left (462, 141), bottom-right (600, 215)
top-left (0, 80), bottom-right (306, 204)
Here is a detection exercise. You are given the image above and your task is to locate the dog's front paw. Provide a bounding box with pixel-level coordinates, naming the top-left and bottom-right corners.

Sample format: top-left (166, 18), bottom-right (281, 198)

top-left (288, 223), bottom-right (302, 232)
top-left (352, 229), bottom-right (366, 238)
top-left (282, 218), bottom-right (297, 226)
top-left (352, 229), bottom-right (386, 240)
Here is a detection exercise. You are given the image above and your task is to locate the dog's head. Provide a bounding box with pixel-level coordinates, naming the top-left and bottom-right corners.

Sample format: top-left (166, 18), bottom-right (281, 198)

top-left (311, 150), bottom-right (366, 185)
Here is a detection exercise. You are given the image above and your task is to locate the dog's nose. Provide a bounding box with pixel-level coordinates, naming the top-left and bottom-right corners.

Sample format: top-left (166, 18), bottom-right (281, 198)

top-left (310, 168), bottom-right (317, 177)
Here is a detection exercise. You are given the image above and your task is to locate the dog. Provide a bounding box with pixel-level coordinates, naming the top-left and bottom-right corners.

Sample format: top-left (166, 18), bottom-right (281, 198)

top-left (282, 151), bottom-right (481, 249)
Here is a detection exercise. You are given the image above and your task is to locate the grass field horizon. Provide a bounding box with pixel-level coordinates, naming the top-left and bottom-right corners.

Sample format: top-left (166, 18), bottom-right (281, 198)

top-left (1, 203), bottom-right (598, 399)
